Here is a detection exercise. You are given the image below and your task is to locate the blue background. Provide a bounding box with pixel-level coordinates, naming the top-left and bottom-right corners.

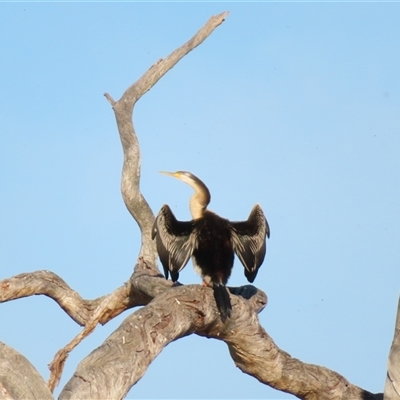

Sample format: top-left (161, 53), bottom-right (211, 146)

top-left (1, 3), bottom-right (399, 398)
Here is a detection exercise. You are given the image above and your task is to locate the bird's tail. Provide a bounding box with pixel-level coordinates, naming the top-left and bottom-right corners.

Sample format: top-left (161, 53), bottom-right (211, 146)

top-left (213, 283), bottom-right (232, 322)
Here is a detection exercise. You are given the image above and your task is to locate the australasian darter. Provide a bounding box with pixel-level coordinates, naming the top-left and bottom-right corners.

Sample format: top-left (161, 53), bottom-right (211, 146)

top-left (152, 171), bottom-right (270, 321)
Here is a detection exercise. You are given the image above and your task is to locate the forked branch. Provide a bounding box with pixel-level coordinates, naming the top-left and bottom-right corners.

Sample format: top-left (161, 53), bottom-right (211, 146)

top-left (57, 283), bottom-right (381, 400)
top-left (0, 265), bottom-right (165, 327)
top-left (104, 11), bottom-right (229, 266)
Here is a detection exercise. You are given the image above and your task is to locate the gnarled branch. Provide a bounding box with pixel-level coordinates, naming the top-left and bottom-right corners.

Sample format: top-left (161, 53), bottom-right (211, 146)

top-left (57, 282), bottom-right (381, 400)
top-left (0, 263), bottom-right (165, 327)
top-left (58, 284), bottom-right (266, 398)
top-left (0, 264), bottom-right (383, 399)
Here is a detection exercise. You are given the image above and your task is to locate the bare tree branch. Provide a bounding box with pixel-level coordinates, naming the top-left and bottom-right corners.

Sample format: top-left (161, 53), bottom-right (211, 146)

top-left (45, 12), bottom-right (231, 393)
top-left (46, 259), bottom-right (175, 392)
top-left (58, 283), bottom-right (382, 400)
top-left (0, 266), bottom-right (160, 327)
top-left (1, 271), bottom-right (101, 326)
top-left (384, 295), bottom-right (400, 400)
top-left (47, 286), bottom-right (133, 392)
top-left (58, 284), bottom-right (266, 399)
top-left (104, 11), bottom-right (229, 267)
top-left (0, 265), bottom-right (384, 399)
top-left (0, 261), bottom-right (172, 393)
top-left (0, 385), bottom-right (14, 400)
top-left (217, 322), bottom-right (382, 400)
top-left (0, 341), bottom-right (53, 400)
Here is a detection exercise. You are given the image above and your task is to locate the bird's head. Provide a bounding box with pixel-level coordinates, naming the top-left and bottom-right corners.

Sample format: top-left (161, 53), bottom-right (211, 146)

top-left (159, 170), bottom-right (211, 218)
top-left (159, 170), bottom-right (197, 186)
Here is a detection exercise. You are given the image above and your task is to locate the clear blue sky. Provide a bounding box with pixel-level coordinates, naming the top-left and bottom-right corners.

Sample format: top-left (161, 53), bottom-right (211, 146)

top-left (1, 3), bottom-right (399, 399)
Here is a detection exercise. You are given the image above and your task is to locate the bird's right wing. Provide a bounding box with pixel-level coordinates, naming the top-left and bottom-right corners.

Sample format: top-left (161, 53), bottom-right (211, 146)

top-left (230, 204), bottom-right (270, 283)
top-left (152, 204), bottom-right (195, 282)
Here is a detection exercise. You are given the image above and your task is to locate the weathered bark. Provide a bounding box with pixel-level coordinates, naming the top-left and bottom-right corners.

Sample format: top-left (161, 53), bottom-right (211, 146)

top-left (0, 265), bottom-right (165, 327)
top-left (0, 265), bottom-right (383, 399)
top-left (57, 279), bottom-right (381, 400)
top-left (0, 341), bottom-right (53, 400)
top-left (0, 10), bottom-right (388, 400)
top-left (58, 284), bottom-right (265, 398)
top-left (384, 295), bottom-right (400, 400)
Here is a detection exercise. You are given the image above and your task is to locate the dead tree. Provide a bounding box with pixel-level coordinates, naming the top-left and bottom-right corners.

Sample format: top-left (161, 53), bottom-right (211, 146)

top-left (0, 12), bottom-right (392, 400)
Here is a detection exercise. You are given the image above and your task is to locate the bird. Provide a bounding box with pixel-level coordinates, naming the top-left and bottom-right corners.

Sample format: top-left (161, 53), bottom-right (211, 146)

top-left (152, 171), bottom-right (270, 322)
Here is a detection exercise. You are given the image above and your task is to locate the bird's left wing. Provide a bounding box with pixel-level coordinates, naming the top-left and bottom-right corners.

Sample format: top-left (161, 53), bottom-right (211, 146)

top-left (152, 204), bottom-right (195, 282)
top-left (230, 204), bottom-right (270, 283)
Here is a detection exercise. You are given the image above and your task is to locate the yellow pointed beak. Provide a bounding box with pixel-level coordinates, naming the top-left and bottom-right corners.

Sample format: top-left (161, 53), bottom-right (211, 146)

top-left (159, 171), bottom-right (180, 178)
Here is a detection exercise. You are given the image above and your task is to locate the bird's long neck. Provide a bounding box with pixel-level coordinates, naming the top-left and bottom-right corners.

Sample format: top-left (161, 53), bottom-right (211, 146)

top-left (188, 179), bottom-right (211, 220)
top-left (190, 194), bottom-right (207, 219)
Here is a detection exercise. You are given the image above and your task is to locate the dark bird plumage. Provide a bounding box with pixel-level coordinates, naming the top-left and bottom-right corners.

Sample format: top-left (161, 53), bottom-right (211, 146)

top-left (152, 171), bottom-right (270, 321)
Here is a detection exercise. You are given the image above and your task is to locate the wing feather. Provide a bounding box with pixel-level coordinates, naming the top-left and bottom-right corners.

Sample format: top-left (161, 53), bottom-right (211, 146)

top-left (230, 204), bottom-right (269, 283)
top-left (152, 205), bottom-right (195, 282)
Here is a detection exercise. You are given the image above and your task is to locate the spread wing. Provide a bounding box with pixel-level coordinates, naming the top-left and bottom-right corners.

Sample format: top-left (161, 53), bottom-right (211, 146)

top-left (230, 204), bottom-right (270, 283)
top-left (152, 204), bottom-right (195, 282)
